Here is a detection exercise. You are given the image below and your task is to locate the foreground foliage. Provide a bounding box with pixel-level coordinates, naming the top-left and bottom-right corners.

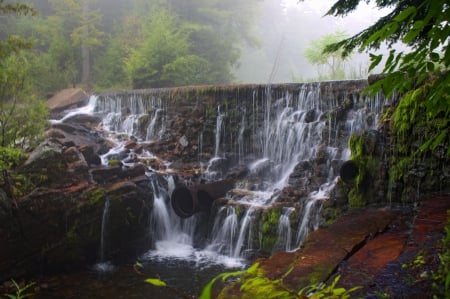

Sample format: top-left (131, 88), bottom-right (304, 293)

top-left (2, 280), bottom-right (35, 299)
top-left (145, 262), bottom-right (360, 298)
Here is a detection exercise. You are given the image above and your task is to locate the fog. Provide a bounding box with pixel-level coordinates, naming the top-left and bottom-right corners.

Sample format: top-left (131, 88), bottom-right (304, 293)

top-left (235, 0), bottom-right (390, 83)
top-left (2, 0), bottom-right (400, 89)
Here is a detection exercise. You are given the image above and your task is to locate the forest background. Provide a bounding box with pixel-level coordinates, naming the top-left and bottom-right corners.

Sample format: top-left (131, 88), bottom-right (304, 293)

top-left (1, 0), bottom-right (380, 97)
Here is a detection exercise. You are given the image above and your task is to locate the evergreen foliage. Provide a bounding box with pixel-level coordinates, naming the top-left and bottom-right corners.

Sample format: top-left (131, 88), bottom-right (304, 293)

top-left (3, 0), bottom-right (261, 92)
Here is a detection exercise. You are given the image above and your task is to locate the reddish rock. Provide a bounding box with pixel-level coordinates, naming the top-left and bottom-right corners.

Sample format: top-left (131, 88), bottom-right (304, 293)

top-left (220, 208), bottom-right (397, 297)
top-left (281, 208), bottom-right (396, 290)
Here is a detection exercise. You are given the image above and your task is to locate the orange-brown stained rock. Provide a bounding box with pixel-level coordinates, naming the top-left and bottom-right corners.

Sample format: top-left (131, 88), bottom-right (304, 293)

top-left (280, 208), bottom-right (396, 290)
top-left (337, 209), bottom-right (411, 288)
top-left (218, 196), bottom-right (450, 298)
top-left (333, 196), bottom-right (450, 297)
top-left (408, 196), bottom-right (450, 247)
top-left (221, 207), bottom-right (395, 296)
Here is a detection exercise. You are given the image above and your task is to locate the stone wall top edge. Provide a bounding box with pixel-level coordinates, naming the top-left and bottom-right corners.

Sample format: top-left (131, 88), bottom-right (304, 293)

top-left (97, 79), bottom-right (369, 97)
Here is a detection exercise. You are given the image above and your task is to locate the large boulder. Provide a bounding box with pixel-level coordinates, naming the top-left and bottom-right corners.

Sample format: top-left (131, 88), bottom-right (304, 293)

top-left (47, 88), bottom-right (89, 118)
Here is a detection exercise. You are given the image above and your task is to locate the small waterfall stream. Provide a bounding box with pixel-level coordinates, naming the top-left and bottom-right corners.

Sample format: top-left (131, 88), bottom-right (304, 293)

top-left (93, 197), bottom-right (115, 272)
top-left (276, 207), bottom-right (295, 251)
top-left (72, 81), bottom-right (389, 270)
top-left (99, 198), bottom-right (110, 262)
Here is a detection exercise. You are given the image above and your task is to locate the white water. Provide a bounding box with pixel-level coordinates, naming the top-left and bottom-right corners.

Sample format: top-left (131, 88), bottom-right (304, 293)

top-left (276, 207), bottom-right (295, 251)
top-left (93, 197), bottom-right (115, 273)
top-left (59, 83), bottom-right (388, 268)
top-left (142, 175), bottom-right (247, 268)
top-left (295, 198), bottom-right (322, 248)
top-left (50, 95), bottom-right (98, 123)
top-left (99, 198), bottom-right (110, 262)
top-left (214, 106), bottom-right (225, 158)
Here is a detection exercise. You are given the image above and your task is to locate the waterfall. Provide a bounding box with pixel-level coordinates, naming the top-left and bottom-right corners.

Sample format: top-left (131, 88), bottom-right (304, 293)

top-left (237, 108), bottom-right (246, 163)
top-left (83, 81), bottom-right (389, 265)
top-left (275, 207), bottom-right (294, 252)
top-left (51, 94), bottom-right (98, 123)
top-left (295, 198), bottom-right (322, 247)
top-left (207, 207), bottom-right (238, 256)
top-left (214, 106), bottom-right (225, 158)
top-left (146, 108), bottom-right (163, 141)
top-left (232, 207), bottom-right (255, 258)
top-left (145, 174), bottom-right (198, 259)
top-left (93, 197), bottom-right (115, 272)
top-left (99, 197), bottom-right (110, 262)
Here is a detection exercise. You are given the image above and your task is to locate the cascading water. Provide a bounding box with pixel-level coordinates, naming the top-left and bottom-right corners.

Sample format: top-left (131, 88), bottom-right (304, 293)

top-left (295, 198), bottom-right (322, 247)
top-left (93, 197), bottom-right (115, 272)
top-left (275, 207), bottom-right (295, 251)
top-left (99, 198), bottom-right (110, 262)
top-left (83, 81), bottom-right (389, 268)
top-left (204, 106), bottom-right (226, 180)
top-left (144, 174), bottom-right (199, 259)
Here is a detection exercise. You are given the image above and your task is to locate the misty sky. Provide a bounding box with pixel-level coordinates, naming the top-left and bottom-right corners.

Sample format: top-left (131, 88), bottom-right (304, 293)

top-left (236, 0), bottom-right (390, 83)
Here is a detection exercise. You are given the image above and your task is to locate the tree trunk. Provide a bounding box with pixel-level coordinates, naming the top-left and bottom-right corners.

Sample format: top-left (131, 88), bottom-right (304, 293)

top-left (81, 2), bottom-right (90, 85)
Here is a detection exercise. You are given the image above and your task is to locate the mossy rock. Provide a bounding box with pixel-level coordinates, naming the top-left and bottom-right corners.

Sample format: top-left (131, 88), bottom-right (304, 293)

top-left (84, 187), bottom-right (106, 206)
top-left (260, 207), bottom-right (281, 253)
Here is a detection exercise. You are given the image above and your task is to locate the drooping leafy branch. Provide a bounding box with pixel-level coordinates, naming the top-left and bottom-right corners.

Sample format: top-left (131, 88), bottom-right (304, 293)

top-left (323, 0), bottom-right (449, 154)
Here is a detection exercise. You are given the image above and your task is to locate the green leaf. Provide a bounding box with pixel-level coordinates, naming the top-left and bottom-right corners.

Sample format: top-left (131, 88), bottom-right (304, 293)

top-left (360, 30), bottom-right (381, 49)
top-left (368, 53), bottom-right (382, 72)
top-left (430, 130), bottom-right (447, 150)
top-left (240, 277), bottom-right (269, 291)
top-left (332, 287), bottom-right (346, 295)
top-left (246, 262), bottom-right (260, 275)
top-left (381, 22), bottom-right (399, 39)
top-left (412, 20), bottom-right (425, 30)
top-left (199, 269), bottom-right (244, 299)
top-left (145, 278), bottom-right (167, 287)
top-left (385, 49), bottom-right (396, 66)
top-left (199, 278), bottom-right (216, 299)
top-left (393, 6), bottom-right (417, 22)
top-left (403, 21), bottom-right (425, 43)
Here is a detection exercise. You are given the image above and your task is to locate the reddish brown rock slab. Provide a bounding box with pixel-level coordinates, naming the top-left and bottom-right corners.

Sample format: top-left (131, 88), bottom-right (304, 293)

top-left (336, 209), bottom-right (413, 288)
top-left (407, 195), bottom-right (450, 249)
top-left (336, 195), bottom-right (450, 298)
top-left (256, 208), bottom-right (397, 291)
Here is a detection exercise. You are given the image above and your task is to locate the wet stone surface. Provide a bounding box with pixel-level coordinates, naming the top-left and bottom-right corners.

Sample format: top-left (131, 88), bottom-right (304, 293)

top-left (218, 195), bottom-right (450, 298)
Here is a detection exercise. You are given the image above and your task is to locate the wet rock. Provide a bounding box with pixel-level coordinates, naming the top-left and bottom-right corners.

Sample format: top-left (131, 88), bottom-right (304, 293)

top-left (62, 114), bottom-right (102, 128)
top-left (90, 166), bottom-right (122, 184)
top-left (303, 109), bottom-right (317, 123)
top-left (119, 164), bottom-right (146, 179)
top-left (79, 144), bottom-right (102, 166)
top-left (217, 208), bottom-right (397, 297)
